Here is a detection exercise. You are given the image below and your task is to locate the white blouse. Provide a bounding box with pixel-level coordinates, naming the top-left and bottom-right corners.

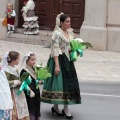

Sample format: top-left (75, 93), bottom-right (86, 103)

top-left (22, 0), bottom-right (35, 12)
top-left (51, 28), bottom-right (74, 60)
top-left (11, 10), bottom-right (16, 17)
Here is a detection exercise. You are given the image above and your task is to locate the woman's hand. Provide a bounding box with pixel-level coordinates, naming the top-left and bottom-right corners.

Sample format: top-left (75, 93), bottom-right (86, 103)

top-left (55, 65), bottom-right (60, 75)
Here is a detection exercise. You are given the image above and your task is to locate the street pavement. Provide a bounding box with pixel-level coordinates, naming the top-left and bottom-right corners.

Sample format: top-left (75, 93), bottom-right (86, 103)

top-left (0, 40), bottom-right (120, 82)
top-left (40, 82), bottom-right (120, 120)
top-left (0, 40), bottom-right (120, 120)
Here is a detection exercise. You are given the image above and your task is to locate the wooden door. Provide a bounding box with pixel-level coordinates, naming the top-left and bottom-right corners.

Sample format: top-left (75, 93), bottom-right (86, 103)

top-left (59, 0), bottom-right (85, 32)
top-left (18, 0), bottom-right (85, 32)
top-left (18, 0), bottom-right (25, 28)
top-left (35, 0), bottom-right (54, 30)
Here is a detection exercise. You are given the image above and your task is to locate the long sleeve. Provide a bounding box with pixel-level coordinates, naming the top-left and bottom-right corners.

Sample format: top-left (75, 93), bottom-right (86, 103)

top-left (5, 71), bottom-right (14, 86)
top-left (11, 10), bottom-right (16, 17)
top-left (20, 69), bottom-right (24, 79)
top-left (51, 31), bottom-right (62, 57)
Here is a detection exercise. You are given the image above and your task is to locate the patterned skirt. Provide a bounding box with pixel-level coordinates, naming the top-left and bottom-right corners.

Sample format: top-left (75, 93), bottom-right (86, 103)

top-left (11, 88), bottom-right (30, 120)
top-left (41, 54), bottom-right (81, 104)
top-left (23, 10), bottom-right (39, 35)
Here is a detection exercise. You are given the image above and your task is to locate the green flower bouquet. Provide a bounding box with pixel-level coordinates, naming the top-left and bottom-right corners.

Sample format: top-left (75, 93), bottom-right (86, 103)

top-left (70, 38), bottom-right (93, 62)
top-left (35, 64), bottom-right (51, 89)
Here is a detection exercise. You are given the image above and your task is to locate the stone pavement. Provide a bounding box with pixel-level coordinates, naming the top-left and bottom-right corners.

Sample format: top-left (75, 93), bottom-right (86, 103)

top-left (0, 40), bottom-right (120, 82)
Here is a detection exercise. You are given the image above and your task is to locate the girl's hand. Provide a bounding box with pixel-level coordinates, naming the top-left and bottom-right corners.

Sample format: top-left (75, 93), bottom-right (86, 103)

top-left (14, 80), bottom-right (21, 85)
top-left (17, 80), bottom-right (21, 85)
top-left (11, 80), bottom-right (21, 88)
top-left (30, 89), bottom-right (35, 98)
top-left (55, 65), bottom-right (60, 75)
top-left (38, 81), bottom-right (43, 84)
top-left (28, 87), bottom-right (35, 98)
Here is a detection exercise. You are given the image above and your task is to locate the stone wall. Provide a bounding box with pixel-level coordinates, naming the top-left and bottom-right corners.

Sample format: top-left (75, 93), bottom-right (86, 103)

top-left (0, 0), bottom-right (7, 40)
top-left (80, 0), bottom-right (120, 52)
top-left (107, 0), bottom-right (120, 52)
top-left (80, 0), bottom-right (107, 51)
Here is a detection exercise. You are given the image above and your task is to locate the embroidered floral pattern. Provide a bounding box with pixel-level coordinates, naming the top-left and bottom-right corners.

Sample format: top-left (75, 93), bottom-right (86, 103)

top-left (51, 29), bottom-right (73, 60)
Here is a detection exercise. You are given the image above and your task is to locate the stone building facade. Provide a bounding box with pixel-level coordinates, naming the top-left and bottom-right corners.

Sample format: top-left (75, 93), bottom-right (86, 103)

top-left (80, 0), bottom-right (120, 52)
top-left (0, 0), bottom-right (120, 52)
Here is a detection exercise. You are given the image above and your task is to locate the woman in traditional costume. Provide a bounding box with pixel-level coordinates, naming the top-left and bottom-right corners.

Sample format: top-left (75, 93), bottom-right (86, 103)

top-left (21, 0), bottom-right (39, 35)
top-left (41, 13), bottom-right (81, 119)
top-left (2, 51), bottom-right (30, 120)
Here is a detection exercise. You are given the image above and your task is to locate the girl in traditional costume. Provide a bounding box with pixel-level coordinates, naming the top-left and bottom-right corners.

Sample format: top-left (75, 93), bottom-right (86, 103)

top-left (20, 52), bottom-right (42, 120)
top-left (7, 3), bottom-right (16, 34)
top-left (2, 51), bottom-right (30, 120)
top-left (0, 58), bottom-right (13, 120)
top-left (21, 0), bottom-right (39, 35)
top-left (41, 13), bottom-right (81, 119)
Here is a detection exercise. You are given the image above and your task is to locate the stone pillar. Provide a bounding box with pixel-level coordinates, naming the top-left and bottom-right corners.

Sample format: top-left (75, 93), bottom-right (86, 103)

top-left (0, 0), bottom-right (8, 40)
top-left (80, 0), bottom-right (107, 50)
top-left (107, 0), bottom-right (120, 52)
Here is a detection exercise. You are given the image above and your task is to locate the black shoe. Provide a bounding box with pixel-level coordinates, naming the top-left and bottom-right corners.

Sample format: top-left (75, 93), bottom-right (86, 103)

top-left (51, 107), bottom-right (63, 116)
top-left (62, 110), bottom-right (73, 119)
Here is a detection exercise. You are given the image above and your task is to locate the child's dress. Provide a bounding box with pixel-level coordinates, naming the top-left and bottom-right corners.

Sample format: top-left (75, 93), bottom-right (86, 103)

top-left (20, 65), bottom-right (41, 120)
top-left (7, 9), bottom-right (16, 33)
top-left (4, 65), bottom-right (30, 120)
top-left (22, 0), bottom-right (39, 34)
top-left (0, 69), bottom-right (13, 120)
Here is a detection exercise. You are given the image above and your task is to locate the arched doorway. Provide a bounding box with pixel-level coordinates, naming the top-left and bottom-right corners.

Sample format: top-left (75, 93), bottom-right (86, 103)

top-left (18, 0), bottom-right (85, 33)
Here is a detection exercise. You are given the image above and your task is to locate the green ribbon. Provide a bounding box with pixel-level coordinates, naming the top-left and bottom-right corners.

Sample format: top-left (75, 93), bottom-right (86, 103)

top-left (77, 49), bottom-right (83, 57)
top-left (17, 77), bottom-right (32, 95)
top-left (70, 49), bottom-right (83, 62)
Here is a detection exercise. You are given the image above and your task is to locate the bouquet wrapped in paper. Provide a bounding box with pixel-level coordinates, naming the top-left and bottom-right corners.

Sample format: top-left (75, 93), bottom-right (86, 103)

top-left (17, 72), bottom-right (32, 95)
top-left (70, 38), bottom-right (92, 62)
top-left (35, 64), bottom-right (51, 89)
